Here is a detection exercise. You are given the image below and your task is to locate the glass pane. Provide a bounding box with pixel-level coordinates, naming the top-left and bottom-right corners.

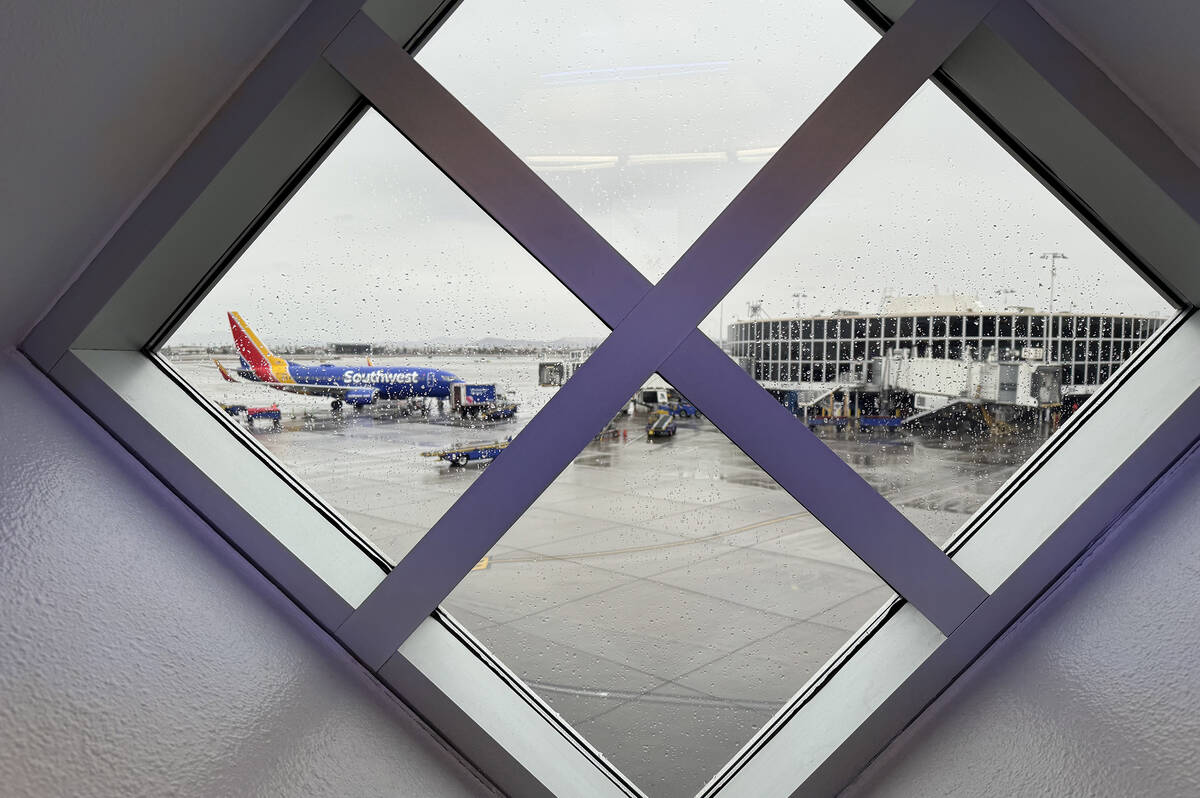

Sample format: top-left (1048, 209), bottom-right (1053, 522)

top-left (161, 110), bottom-right (609, 563)
top-left (444, 408), bottom-right (889, 796)
top-left (417, 0), bottom-right (879, 282)
top-left (710, 82), bottom-right (1173, 547)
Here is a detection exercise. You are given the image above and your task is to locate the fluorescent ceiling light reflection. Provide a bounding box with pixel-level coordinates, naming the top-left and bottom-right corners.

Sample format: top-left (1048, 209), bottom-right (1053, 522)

top-left (541, 60), bottom-right (731, 85)
top-left (524, 148), bottom-right (780, 171)
top-left (628, 151), bottom-right (728, 165)
top-left (734, 146), bottom-right (779, 162)
top-left (524, 155), bottom-right (619, 172)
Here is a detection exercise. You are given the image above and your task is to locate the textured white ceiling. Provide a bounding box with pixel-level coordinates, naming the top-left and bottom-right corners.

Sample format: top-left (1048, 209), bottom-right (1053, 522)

top-left (1030, 0), bottom-right (1200, 166)
top-left (0, 0), bottom-right (307, 348)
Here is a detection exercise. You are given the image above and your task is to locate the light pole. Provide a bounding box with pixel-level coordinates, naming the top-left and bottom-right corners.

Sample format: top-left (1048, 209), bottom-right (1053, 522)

top-left (1040, 251), bottom-right (1068, 314)
top-left (718, 301), bottom-right (724, 351)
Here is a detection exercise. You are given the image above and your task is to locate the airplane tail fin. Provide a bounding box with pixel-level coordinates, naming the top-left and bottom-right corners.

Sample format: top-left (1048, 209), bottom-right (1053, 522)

top-left (366, 355), bottom-right (374, 367)
top-left (213, 358), bottom-right (237, 382)
top-left (228, 311), bottom-right (289, 383)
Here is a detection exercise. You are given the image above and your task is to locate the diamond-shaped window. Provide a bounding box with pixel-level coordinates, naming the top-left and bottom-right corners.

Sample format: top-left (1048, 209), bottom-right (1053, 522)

top-left (150, 3), bottom-right (1184, 795)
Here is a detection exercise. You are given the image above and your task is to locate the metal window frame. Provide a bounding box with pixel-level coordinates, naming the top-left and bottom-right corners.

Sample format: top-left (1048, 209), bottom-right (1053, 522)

top-left (20, 1), bottom-right (1200, 796)
top-left (326, 4), bottom-right (997, 666)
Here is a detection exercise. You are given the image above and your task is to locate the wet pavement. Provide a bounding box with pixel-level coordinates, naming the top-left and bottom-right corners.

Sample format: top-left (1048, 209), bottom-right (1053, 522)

top-left (172, 354), bottom-right (1036, 797)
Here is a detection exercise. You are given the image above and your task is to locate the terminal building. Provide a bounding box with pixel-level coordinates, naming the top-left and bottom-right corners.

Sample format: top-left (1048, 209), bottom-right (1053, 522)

top-left (727, 295), bottom-right (1166, 426)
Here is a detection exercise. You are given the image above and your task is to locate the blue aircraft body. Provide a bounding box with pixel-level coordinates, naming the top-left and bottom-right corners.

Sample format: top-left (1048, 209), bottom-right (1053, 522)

top-left (225, 311), bottom-right (461, 408)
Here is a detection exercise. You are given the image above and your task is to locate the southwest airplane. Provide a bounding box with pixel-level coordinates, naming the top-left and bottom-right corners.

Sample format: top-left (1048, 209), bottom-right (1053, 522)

top-left (223, 311), bottom-right (461, 410)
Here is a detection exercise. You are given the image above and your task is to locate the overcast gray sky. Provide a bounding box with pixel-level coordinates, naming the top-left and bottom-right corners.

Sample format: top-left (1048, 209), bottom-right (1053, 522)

top-left (171, 0), bottom-right (1171, 348)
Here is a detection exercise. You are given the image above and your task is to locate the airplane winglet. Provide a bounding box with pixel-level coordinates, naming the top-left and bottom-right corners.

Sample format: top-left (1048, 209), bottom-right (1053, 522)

top-left (213, 358), bottom-right (237, 382)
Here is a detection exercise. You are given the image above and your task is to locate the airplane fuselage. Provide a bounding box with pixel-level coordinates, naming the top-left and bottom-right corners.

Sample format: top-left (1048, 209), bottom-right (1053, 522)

top-left (227, 311), bottom-right (461, 406)
top-left (239, 358), bottom-right (461, 400)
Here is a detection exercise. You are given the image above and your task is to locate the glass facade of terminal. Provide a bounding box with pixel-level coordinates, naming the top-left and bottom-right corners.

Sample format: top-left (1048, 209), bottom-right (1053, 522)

top-left (730, 312), bottom-right (1166, 391)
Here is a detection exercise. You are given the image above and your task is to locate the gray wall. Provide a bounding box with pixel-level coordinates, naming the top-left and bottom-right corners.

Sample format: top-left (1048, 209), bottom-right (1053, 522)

top-left (0, 0), bottom-right (308, 348)
top-left (842, 438), bottom-right (1200, 797)
top-left (0, 350), bottom-right (493, 798)
top-left (1031, 0), bottom-right (1200, 165)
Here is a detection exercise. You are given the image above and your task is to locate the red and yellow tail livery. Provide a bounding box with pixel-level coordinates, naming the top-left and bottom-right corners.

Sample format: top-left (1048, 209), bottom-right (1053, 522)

top-left (228, 311), bottom-right (295, 385)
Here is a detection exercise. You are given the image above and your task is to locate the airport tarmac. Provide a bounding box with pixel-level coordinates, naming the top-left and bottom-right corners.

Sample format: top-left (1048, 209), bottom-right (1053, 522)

top-left (171, 353), bottom-right (1038, 796)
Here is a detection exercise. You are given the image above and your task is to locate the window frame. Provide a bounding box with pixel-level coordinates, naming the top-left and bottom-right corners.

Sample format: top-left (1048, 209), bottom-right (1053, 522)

top-left (21, 0), bottom-right (1200, 796)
